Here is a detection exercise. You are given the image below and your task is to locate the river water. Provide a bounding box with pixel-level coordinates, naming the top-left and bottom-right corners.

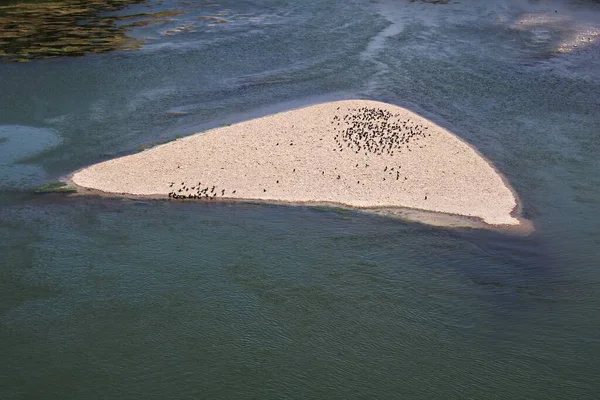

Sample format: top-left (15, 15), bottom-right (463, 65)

top-left (1, 0), bottom-right (599, 398)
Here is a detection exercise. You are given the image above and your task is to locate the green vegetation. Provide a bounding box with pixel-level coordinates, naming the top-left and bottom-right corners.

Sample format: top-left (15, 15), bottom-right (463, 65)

top-left (34, 181), bottom-right (77, 194)
top-left (0, 0), bottom-right (184, 62)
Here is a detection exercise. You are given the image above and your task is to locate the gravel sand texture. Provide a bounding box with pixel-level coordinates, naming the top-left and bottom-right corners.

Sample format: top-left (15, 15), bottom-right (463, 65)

top-left (70, 100), bottom-right (522, 226)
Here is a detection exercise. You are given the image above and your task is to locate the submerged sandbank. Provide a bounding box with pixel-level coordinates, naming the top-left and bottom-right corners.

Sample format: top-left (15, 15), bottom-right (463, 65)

top-left (70, 100), bottom-right (526, 228)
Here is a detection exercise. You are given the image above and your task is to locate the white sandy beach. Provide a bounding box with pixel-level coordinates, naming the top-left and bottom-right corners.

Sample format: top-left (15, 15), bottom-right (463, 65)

top-left (70, 100), bottom-right (522, 227)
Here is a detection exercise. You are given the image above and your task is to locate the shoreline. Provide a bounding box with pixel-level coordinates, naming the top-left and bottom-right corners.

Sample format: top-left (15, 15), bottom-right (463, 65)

top-left (66, 99), bottom-right (531, 231)
top-left (62, 183), bottom-right (533, 234)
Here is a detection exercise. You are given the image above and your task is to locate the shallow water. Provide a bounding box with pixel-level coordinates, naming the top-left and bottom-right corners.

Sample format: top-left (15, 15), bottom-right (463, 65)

top-left (1, 0), bottom-right (600, 398)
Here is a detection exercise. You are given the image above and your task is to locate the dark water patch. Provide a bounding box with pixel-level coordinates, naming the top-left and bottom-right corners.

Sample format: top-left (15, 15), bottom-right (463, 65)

top-left (0, 192), bottom-right (598, 399)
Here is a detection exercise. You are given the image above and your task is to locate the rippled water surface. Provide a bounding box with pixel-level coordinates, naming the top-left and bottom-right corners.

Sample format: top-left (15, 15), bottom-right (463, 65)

top-left (1, 0), bottom-right (599, 398)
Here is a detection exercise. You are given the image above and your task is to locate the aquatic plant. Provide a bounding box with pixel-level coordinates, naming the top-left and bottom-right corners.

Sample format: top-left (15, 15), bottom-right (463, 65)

top-left (34, 181), bottom-right (77, 194)
top-left (0, 0), bottom-right (183, 62)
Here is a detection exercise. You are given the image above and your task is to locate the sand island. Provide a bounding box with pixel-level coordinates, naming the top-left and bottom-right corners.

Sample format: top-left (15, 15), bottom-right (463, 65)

top-left (69, 100), bottom-right (524, 228)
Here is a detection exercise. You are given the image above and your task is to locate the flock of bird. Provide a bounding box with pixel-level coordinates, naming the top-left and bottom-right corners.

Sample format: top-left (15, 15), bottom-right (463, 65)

top-left (332, 106), bottom-right (430, 156)
top-left (167, 106), bottom-right (432, 201)
top-left (168, 182), bottom-right (234, 200)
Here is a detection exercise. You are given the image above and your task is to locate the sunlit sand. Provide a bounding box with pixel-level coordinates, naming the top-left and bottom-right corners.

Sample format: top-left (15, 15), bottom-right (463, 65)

top-left (70, 100), bottom-right (524, 228)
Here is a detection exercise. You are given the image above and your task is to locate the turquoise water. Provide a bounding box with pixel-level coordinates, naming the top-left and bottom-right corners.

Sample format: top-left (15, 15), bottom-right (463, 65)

top-left (1, 0), bottom-right (600, 398)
